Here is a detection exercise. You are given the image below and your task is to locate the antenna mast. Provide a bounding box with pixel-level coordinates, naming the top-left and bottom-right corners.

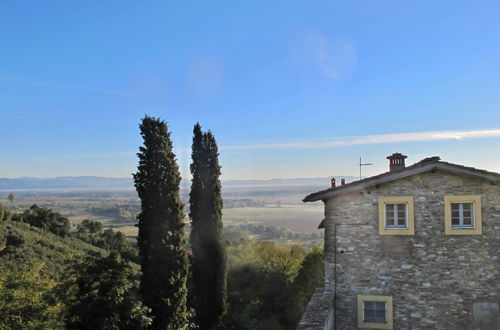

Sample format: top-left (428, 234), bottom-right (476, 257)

top-left (359, 157), bottom-right (373, 180)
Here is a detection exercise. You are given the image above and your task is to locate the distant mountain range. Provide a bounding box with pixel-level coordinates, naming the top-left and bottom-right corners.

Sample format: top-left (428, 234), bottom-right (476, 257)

top-left (0, 176), bottom-right (359, 191)
top-left (222, 176), bottom-right (358, 186)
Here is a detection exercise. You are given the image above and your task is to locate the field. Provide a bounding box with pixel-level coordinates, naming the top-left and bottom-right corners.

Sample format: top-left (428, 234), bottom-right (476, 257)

top-left (1, 182), bottom-right (327, 245)
top-left (222, 204), bottom-right (323, 233)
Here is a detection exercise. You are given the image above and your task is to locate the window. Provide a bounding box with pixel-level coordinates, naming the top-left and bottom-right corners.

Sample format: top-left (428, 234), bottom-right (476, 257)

top-left (385, 203), bottom-right (407, 228)
top-left (357, 295), bottom-right (393, 329)
top-left (444, 195), bottom-right (482, 235)
top-left (451, 202), bottom-right (474, 228)
top-left (378, 197), bottom-right (414, 235)
top-left (364, 301), bottom-right (387, 323)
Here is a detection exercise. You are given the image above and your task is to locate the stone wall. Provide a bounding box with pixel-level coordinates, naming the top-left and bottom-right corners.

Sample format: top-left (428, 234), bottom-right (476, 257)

top-left (323, 170), bottom-right (500, 329)
top-left (298, 284), bottom-right (335, 330)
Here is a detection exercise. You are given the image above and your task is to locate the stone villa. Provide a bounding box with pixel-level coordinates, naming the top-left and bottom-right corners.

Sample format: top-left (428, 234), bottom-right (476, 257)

top-left (299, 153), bottom-right (500, 330)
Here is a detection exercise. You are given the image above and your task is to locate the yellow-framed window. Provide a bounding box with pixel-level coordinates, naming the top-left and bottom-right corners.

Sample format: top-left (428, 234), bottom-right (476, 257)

top-left (357, 295), bottom-right (393, 329)
top-left (378, 197), bottom-right (414, 235)
top-left (444, 195), bottom-right (482, 235)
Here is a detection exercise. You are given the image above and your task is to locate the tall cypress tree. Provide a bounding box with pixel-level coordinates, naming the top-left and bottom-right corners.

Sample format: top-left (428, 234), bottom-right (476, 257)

top-left (134, 116), bottom-right (190, 330)
top-left (189, 124), bottom-right (227, 329)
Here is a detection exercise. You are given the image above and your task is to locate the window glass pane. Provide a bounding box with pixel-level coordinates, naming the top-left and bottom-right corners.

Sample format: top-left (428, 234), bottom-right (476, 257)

top-left (364, 301), bottom-right (386, 323)
top-left (462, 203), bottom-right (472, 211)
top-left (374, 310), bottom-right (386, 322)
top-left (365, 310), bottom-right (376, 321)
top-left (385, 205), bottom-right (395, 226)
top-left (451, 202), bottom-right (475, 227)
top-left (364, 301), bottom-right (375, 309)
top-left (396, 204), bottom-right (406, 226)
top-left (386, 203), bottom-right (407, 228)
top-left (463, 217), bottom-right (472, 226)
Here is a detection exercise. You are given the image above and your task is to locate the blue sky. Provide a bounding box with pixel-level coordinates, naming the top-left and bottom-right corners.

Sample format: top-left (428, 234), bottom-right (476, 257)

top-left (1, 1), bottom-right (499, 180)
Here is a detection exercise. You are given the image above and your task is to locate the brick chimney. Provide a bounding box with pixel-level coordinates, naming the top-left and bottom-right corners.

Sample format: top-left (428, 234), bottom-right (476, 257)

top-left (387, 153), bottom-right (407, 172)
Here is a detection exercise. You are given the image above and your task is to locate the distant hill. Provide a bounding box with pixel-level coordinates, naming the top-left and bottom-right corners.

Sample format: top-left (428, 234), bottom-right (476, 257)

top-left (223, 176), bottom-right (359, 187)
top-left (0, 176), bottom-right (359, 191)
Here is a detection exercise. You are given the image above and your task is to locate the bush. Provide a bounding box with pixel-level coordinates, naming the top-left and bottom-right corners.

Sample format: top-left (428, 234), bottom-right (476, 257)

top-left (62, 252), bottom-right (152, 329)
top-left (20, 205), bottom-right (70, 237)
top-left (0, 262), bottom-right (64, 330)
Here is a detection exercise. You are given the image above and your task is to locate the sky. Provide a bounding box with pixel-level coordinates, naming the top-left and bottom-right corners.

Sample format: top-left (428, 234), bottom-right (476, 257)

top-left (1, 1), bottom-right (499, 180)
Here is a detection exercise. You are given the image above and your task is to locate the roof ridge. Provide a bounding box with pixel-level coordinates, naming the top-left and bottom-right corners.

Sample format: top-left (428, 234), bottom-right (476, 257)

top-left (303, 158), bottom-right (500, 202)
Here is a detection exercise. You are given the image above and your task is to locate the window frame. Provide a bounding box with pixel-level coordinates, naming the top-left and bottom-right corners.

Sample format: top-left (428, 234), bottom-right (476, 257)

top-left (378, 197), bottom-right (414, 235)
top-left (363, 301), bottom-right (387, 323)
top-left (444, 195), bottom-right (482, 235)
top-left (384, 203), bottom-right (408, 229)
top-left (450, 202), bottom-right (474, 228)
top-left (357, 295), bottom-right (393, 329)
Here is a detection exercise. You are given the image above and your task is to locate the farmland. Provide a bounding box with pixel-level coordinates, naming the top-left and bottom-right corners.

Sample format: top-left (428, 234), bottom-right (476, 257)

top-left (1, 181), bottom-right (327, 246)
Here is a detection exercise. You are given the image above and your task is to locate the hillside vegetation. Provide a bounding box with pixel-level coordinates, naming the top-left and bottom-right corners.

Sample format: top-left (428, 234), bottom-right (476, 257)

top-left (0, 194), bottom-right (324, 329)
top-left (0, 219), bottom-right (103, 278)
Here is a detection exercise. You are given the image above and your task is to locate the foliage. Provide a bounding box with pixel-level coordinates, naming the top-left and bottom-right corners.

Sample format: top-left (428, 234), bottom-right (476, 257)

top-left (76, 220), bottom-right (139, 263)
top-left (62, 252), bottom-right (152, 330)
top-left (237, 223), bottom-right (322, 241)
top-left (76, 219), bottom-right (103, 244)
top-left (5, 230), bottom-right (25, 248)
top-left (0, 204), bottom-right (13, 222)
top-left (133, 115), bottom-right (191, 329)
top-left (7, 192), bottom-right (15, 204)
top-left (291, 246), bottom-right (324, 307)
top-left (251, 241), bottom-right (306, 281)
top-left (283, 246), bottom-right (325, 326)
top-left (189, 123), bottom-right (227, 329)
top-left (220, 242), bottom-right (324, 330)
top-left (100, 228), bottom-right (127, 251)
top-left (0, 262), bottom-right (64, 330)
top-left (223, 199), bottom-right (265, 208)
top-left (20, 204), bottom-right (70, 237)
top-left (0, 220), bottom-right (102, 278)
top-left (88, 205), bottom-right (138, 222)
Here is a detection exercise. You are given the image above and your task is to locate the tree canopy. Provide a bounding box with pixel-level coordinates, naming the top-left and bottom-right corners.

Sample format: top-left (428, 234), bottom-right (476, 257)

top-left (63, 252), bottom-right (152, 330)
top-left (189, 123), bottom-right (227, 329)
top-left (20, 204), bottom-right (70, 237)
top-left (0, 262), bottom-right (64, 330)
top-left (133, 115), bottom-right (191, 329)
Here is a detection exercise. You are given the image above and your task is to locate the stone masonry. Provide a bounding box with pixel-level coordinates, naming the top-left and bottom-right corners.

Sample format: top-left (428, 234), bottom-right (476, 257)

top-left (323, 171), bottom-right (500, 329)
top-left (298, 284), bottom-right (335, 330)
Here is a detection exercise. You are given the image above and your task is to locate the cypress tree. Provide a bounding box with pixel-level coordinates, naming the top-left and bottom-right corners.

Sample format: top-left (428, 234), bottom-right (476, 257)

top-left (189, 124), bottom-right (227, 329)
top-left (133, 116), bottom-right (190, 330)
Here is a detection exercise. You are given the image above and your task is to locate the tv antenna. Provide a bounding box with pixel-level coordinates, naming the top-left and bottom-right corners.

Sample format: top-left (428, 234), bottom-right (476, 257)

top-left (358, 157), bottom-right (373, 180)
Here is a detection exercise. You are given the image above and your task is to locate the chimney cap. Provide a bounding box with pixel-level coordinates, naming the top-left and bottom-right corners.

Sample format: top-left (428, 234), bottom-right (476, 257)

top-left (386, 152), bottom-right (408, 160)
top-left (387, 153), bottom-right (407, 172)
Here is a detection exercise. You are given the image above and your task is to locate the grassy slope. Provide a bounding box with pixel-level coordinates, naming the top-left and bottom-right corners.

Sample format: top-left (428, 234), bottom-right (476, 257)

top-left (0, 220), bottom-right (104, 279)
